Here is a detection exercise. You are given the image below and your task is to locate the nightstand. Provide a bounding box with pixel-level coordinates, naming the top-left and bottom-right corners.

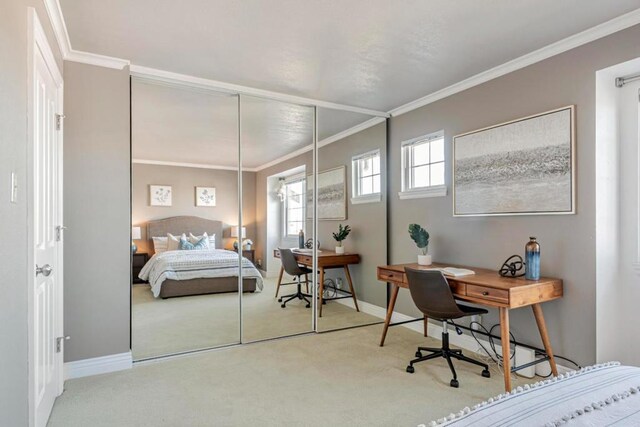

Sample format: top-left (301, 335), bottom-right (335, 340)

top-left (237, 249), bottom-right (255, 265)
top-left (132, 252), bottom-right (149, 284)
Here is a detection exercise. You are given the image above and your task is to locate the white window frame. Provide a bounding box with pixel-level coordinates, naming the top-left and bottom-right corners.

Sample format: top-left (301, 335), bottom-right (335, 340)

top-left (351, 149), bottom-right (382, 204)
top-left (283, 175), bottom-right (306, 238)
top-left (399, 131), bottom-right (447, 200)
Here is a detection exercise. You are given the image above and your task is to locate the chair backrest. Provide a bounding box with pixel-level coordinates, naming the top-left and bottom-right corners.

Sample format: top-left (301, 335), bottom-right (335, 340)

top-left (405, 268), bottom-right (464, 320)
top-left (279, 248), bottom-right (305, 276)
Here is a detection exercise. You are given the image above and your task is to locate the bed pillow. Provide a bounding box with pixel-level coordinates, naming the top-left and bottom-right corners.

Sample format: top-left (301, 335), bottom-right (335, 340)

top-left (179, 235), bottom-right (209, 251)
top-left (152, 236), bottom-right (168, 254)
top-left (189, 232), bottom-right (216, 249)
top-left (166, 233), bottom-right (186, 251)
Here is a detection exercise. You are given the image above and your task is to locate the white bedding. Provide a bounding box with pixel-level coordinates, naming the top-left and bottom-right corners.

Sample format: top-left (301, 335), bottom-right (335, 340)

top-left (426, 362), bottom-right (640, 427)
top-left (138, 249), bottom-right (263, 298)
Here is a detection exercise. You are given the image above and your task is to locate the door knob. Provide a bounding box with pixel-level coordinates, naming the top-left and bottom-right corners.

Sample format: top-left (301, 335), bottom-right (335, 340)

top-left (36, 264), bottom-right (53, 277)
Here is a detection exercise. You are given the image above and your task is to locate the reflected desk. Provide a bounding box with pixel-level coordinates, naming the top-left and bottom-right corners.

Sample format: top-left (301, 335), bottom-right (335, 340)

top-left (274, 249), bottom-right (360, 317)
top-left (377, 262), bottom-right (563, 391)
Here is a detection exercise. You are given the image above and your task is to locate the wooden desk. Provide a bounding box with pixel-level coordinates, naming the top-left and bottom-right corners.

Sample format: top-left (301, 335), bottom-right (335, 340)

top-left (274, 249), bottom-right (360, 317)
top-left (377, 262), bottom-right (563, 391)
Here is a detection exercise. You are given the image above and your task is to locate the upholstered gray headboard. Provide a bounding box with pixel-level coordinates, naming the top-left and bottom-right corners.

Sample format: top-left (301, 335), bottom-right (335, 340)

top-left (146, 216), bottom-right (223, 251)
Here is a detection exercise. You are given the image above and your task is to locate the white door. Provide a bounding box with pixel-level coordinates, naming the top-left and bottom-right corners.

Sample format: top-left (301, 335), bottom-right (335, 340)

top-left (28, 9), bottom-right (64, 427)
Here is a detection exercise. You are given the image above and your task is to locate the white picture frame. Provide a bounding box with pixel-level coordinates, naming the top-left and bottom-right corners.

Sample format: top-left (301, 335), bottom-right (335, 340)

top-left (195, 186), bottom-right (216, 207)
top-left (149, 185), bottom-right (172, 207)
top-left (453, 105), bottom-right (576, 217)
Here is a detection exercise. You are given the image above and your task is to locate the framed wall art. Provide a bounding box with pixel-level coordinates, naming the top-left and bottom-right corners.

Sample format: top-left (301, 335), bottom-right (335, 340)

top-left (453, 106), bottom-right (575, 217)
top-left (149, 185), bottom-right (172, 207)
top-left (195, 187), bottom-right (216, 207)
top-left (306, 166), bottom-right (347, 220)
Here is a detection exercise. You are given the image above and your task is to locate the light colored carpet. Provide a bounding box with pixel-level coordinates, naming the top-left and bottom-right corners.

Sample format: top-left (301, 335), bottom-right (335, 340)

top-left (49, 324), bottom-right (533, 427)
top-left (133, 276), bottom-right (382, 360)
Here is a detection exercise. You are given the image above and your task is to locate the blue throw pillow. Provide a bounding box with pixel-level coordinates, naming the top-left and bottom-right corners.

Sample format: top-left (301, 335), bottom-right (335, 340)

top-left (179, 236), bottom-right (209, 250)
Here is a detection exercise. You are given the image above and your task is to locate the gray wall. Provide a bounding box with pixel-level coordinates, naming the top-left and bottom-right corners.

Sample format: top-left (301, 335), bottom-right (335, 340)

top-left (388, 24), bottom-right (640, 366)
top-left (0, 2), bottom-right (62, 425)
top-left (132, 163), bottom-right (256, 253)
top-left (63, 62), bottom-right (131, 362)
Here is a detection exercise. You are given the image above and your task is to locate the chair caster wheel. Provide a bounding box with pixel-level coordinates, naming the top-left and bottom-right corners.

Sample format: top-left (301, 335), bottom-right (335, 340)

top-left (278, 298), bottom-right (283, 302)
top-left (450, 379), bottom-right (459, 388)
top-left (482, 369), bottom-right (491, 378)
top-left (305, 304), bottom-right (310, 308)
top-left (415, 351), bottom-right (422, 358)
top-left (281, 304), bottom-right (286, 308)
top-left (406, 365), bottom-right (415, 374)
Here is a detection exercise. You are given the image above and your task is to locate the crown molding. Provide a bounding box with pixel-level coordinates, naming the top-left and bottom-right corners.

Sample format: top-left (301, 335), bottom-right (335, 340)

top-left (132, 159), bottom-right (256, 172)
top-left (130, 65), bottom-right (389, 118)
top-left (389, 8), bottom-right (640, 117)
top-left (44, 0), bottom-right (129, 70)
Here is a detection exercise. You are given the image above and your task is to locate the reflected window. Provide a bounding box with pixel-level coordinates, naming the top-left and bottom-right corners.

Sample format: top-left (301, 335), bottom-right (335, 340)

top-left (284, 177), bottom-right (305, 237)
top-left (351, 150), bottom-right (381, 203)
top-left (400, 131), bottom-right (447, 199)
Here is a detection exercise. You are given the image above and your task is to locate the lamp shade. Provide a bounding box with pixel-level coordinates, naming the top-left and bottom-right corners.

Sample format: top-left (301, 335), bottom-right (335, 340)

top-left (131, 226), bottom-right (142, 240)
top-left (231, 226), bottom-right (246, 238)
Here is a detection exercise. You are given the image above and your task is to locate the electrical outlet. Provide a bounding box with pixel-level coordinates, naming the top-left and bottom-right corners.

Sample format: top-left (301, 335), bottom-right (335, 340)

top-left (10, 172), bottom-right (17, 203)
top-left (336, 278), bottom-right (343, 289)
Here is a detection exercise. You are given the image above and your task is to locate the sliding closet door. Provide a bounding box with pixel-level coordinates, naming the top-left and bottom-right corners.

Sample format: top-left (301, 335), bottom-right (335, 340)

top-left (131, 79), bottom-right (241, 360)
top-left (315, 109), bottom-right (387, 331)
top-left (240, 95), bottom-right (316, 342)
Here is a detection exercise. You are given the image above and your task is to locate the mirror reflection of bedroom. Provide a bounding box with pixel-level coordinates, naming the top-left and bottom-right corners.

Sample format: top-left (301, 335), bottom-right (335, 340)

top-left (131, 78), bottom-right (388, 360)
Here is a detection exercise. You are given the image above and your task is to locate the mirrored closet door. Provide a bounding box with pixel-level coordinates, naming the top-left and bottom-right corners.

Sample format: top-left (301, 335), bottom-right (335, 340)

top-left (131, 79), bottom-right (241, 360)
top-left (315, 109), bottom-right (387, 332)
top-left (240, 95), bottom-right (316, 342)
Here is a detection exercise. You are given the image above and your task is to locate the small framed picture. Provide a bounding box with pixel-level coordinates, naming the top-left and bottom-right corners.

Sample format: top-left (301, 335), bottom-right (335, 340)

top-left (195, 187), bottom-right (216, 207)
top-left (150, 185), bottom-right (172, 207)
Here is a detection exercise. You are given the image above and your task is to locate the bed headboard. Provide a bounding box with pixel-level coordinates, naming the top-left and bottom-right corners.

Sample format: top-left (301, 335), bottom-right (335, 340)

top-left (146, 216), bottom-right (224, 250)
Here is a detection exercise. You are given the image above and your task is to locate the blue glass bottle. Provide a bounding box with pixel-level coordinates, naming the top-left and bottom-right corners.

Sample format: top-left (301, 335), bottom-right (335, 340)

top-left (525, 237), bottom-right (540, 280)
top-left (298, 230), bottom-right (305, 249)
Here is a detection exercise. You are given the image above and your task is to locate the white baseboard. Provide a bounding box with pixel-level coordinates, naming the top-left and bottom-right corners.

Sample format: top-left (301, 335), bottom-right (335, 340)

top-left (64, 351), bottom-right (133, 380)
top-left (336, 297), bottom-right (571, 376)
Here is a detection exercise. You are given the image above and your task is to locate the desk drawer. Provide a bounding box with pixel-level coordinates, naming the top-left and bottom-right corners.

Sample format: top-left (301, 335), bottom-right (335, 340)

top-left (378, 268), bottom-right (404, 283)
top-left (297, 255), bottom-right (313, 265)
top-left (466, 284), bottom-right (509, 304)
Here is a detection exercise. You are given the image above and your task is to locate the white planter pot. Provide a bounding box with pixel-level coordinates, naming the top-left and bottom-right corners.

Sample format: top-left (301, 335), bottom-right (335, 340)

top-left (417, 254), bottom-right (432, 266)
top-left (335, 246), bottom-right (345, 254)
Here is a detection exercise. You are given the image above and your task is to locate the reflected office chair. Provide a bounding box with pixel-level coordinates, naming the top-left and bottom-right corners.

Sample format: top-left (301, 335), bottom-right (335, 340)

top-left (404, 268), bottom-right (491, 388)
top-left (278, 248), bottom-right (312, 308)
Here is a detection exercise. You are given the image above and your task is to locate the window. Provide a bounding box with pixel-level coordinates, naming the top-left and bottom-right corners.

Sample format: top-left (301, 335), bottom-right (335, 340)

top-left (284, 177), bottom-right (305, 237)
top-left (400, 131), bottom-right (447, 199)
top-left (351, 150), bottom-right (381, 204)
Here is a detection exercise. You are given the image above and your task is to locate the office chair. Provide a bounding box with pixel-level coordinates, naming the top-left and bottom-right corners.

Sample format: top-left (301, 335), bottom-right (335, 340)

top-left (404, 268), bottom-right (491, 388)
top-left (277, 248), bottom-right (313, 308)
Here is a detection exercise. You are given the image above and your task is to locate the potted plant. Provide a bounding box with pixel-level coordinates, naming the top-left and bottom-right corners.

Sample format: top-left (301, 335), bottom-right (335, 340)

top-left (332, 224), bottom-right (351, 254)
top-left (409, 223), bottom-right (431, 265)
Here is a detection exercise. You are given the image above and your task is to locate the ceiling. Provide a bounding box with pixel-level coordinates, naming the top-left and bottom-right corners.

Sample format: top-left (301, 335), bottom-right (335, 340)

top-left (132, 80), bottom-right (375, 169)
top-left (60, 1), bottom-right (640, 112)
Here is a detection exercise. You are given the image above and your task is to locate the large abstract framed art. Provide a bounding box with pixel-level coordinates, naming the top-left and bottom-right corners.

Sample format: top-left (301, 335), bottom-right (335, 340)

top-left (453, 106), bottom-right (575, 217)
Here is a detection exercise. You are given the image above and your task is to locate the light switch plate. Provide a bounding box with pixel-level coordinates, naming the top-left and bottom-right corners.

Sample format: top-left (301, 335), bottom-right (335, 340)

top-left (10, 172), bottom-right (17, 203)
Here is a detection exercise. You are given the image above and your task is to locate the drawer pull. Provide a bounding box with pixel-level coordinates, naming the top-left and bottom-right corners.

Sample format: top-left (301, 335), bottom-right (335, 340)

top-left (482, 291), bottom-right (489, 296)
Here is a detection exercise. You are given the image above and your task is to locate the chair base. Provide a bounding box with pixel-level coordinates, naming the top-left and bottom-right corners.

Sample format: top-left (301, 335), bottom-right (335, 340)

top-left (278, 281), bottom-right (311, 308)
top-left (406, 329), bottom-right (490, 388)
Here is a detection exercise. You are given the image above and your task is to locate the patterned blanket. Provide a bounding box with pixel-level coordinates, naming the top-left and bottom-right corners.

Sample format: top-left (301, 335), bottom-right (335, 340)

top-left (139, 249), bottom-right (264, 297)
top-left (426, 362), bottom-right (640, 427)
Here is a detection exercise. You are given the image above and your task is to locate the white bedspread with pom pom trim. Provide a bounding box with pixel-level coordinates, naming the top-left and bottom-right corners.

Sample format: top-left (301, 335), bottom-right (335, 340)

top-left (425, 362), bottom-right (640, 427)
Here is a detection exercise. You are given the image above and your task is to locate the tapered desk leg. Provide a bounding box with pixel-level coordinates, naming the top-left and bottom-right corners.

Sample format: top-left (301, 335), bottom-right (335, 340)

top-left (424, 315), bottom-right (429, 337)
top-left (532, 303), bottom-right (559, 376)
top-left (275, 266), bottom-right (284, 298)
top-left (343, 265), bottom-right (359, 312)
top-left (318, 268), bottom-right (325, 317)
top-left (499, 307), bottom-right (512, 392)
top-left (379, 284), bottom-right (400, 346)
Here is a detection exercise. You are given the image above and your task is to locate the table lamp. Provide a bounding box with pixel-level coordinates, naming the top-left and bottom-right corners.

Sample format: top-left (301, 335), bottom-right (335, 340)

top-left (231, 226), bottom-right (246, 250)
top-left (131, 226), bottom-right (141, 254)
